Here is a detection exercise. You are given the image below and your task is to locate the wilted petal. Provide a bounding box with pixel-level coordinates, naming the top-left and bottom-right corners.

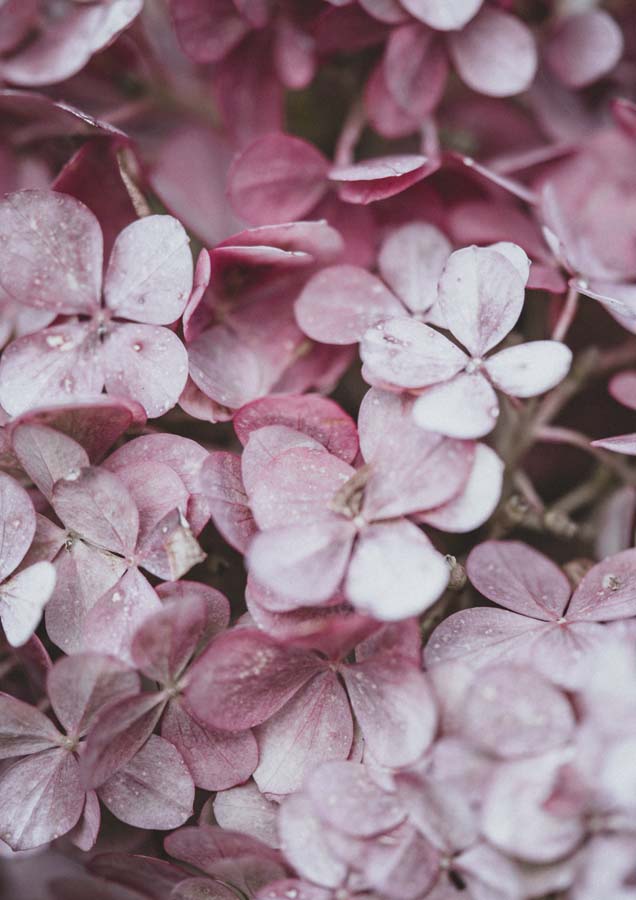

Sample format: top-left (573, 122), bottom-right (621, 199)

top-left (0, 692), bottom-right (60, 759)
top-left (544, 11), bottom-right (623, 89)
top-left (421, 444), bottom-right (504, 533)
top-left (449, 7), bottom-right (537, 97)
top-left (98, 734), bottom-right (194, 830)
top-left (378, 222), bottom-right (452, 314)
top-left (346, 520), bottom-right (449, 620)
top-left (0, 472), bottom-right (36, 580)
top-left (213, 781), bottom-right (279, 848)
top-left (0, 561), bottom-right (56, 647)
top-left (400, 0), bottom-right (481, 30)
top-left (199, 452), bottom-right (257, 553)
top-left (413, 373), bottom-right (499, 439)
top-left (11, 423), bottom-right (89, 501)
top-left (485, 341), bottom-right (572, 398)
top-left (567, 549), bottom-right (636, 621)
top-left (296, 265), bottom-right (403, 345)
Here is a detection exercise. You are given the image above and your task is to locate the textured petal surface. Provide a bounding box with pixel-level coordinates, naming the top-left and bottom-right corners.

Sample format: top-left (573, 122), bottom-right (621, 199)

top-left (485, 341), bottom-right (572, 398)
top-left (11, 423), bottom-right (89, 501)
top-left (0, 561), bottom-right (56, 647)
top-left (421, 444), bottom-right (504, 533)
top-left (329, 154), bottom-right (435, 204)
top-left (279, 791), bottom-right (347, 888)
top-left (413, 373), bottom-right (499, 439)
top-left (568, 549), bottom-right (636, 621)
top-left (213, 781), bottom-right (279, 848)
top-left (199, 452), bottom-right (257, 553)
top-left (0, 471), bottom-right (36, 580)
top-left (378, 222), bottom-right (451, 314)
top-left (0, 692), bottom-right (60, 759)
top-left (307, 761), bottom-right (404, 837)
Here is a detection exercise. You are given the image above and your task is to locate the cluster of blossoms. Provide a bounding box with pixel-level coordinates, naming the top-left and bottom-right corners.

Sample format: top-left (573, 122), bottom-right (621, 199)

top-left (3, 1), bottom-right (636, 899)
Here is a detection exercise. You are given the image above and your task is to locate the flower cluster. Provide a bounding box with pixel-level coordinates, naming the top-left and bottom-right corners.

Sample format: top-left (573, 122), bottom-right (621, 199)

top-left (1, 1), bottom-right (636, 899)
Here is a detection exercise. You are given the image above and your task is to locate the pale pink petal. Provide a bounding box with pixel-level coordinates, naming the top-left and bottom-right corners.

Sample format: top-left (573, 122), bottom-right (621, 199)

top-left (188, 324), bottom-right (270, 409)
top-left (185, 629), bottom-right (324, 730)
top-left (0, 748), bottom-right (84, 850)
top-left (254, 670), bottom-right (353, 795)
top-left (0, 189), bottom-right (102, 314)
top-left (68, 789), bottom-right (100, 852)
top-left (365, 60), bottom-right (422, 139)
top-left (449, 8), bottom-right (537, 97)
top-left (0, 472), bottom-right (35, 580)
top-left (157, 581), bottom-right (229, 632)
top-left (360, 317), bottom-right (468, 389)
top-left (592, 434), bottom-right (636, 455)
top-left (228, 134), bottom-right (328, 224)
top-left (213, 781), bottom-right (279, 848)
top-left (255, 881), bottom-right (332, 900)
top-left (164, 822), bottom-right (282, 874)
top-left (378, 222), bottom-right (452, 314)
top-left (0, 692), bottom-right (60, 758)
top-left (485, 341), bottom-right (572, 398)
top-left (171, 0), bottom-right (249, 63)
top-left (52, 466), bottom-right (138, 556)
top-left (466, 540), bottom-right (570, 619)
top-left (420, 444), bottom-right (504, 533)
top-left (400, 0), bottom-right (482, 30)
top-left (329, 154), bottom-right (436, 205)
top-left (241, 426), bottom-right (324, 497)
top-left (295, 265), bottom-right (403, 345)
top-left (437, 245), bottom-right (526, 356)
top-left (234, 394), bottom-right (358, 463)
top-left (383, 25), bottom-right (448, 121)
top-left (103, 322), bottom-right (188, 418)
top-left (359, 0), bottom-right (407, 23)
top-left (162, 699), bottom-right (258, 791)
top-left (131, 593), bottom-right (208, 683)
top-left (486, 241), bottom-right (532, 283)
top-left (568, 549), bottom-right (636, 621)
top-left (247, 520), bottom-right (355, 603)
top-left (11, 423), bottom-right (89, 501)
top-left (274, 15), bottom-right (316, 90)
top-left (279, 791), bottom-right (347, 888)
top-left (342, 655), bottom-right (436, 767)
top-left (459, 664), bottom-right (575, 758)
top-left (346, 520), bottom-right (449, 620)
top-left (104, 216), bottom-right (193, 325)
top-left (413, 373), bottom-right (499, 439)
top-left (0, 561), bottom-right (56, 647)
top-left (114, 461), bottom-right (188, 551)
top-left (0, 323), bottom-right (104, 417)
top-left (89, 853), bottom-right (187, 897)
top-left (199, 452), bottom-right (257, 553)
top-left (545, 11), bottom-right (623, 89)
top-left (99, 734), bottom-right (194, 830)
top-left (47, 652), bottom-right (139, 740)
top-left (610, 370), bottom-right (636, 410)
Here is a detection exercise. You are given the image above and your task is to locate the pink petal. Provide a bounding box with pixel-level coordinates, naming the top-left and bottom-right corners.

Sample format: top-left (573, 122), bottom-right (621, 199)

top-left (342, 655), bottom-right (437, 767)
top-left (103, 216), bottom-right (192, 326)
top-left (247, 520), bottom-right (355, 603)
top-left (360, 317), bottom-right (468, 389)
top-left (449, 7), bottom-right (537, 97)
top-left (610, 370), bottom-right (636, 410)
top-left (0, 692), bottom-right (60, 758)
top-left (234, 394), bottom-right (358, 464)
top-left (346, 520), bottom-right (449, 620)
top-left (172, 880), bottom-right (240, 900)
top-left (592, 434), bottom-right (636, 455)
top-left (274, 15), bottom-right (316, 91)
top-left (413, 373), bottom-right (499, 439)
top-left (359, 0), bottom-right (407, 23)
top-left (131, 592), bottom-right (208, 683)
top-left (164, 822), bottom-right (282, 874)
top-left (98, 734), bottom-right (194, 830)
top-left (0, 561), bottom-right (56, 647)
top-left (256, 881), bottom-right (332, 900)
top-left (162, 699), bottom-right (258, 791)
top-left (254, 670), bottom-right (353, 794)
top-left (114, 461), bottom-right (188, 552)
top-left (295, 265), bottom-right (403, 345)
top-left (241, 425), bottom-right (325, 497)
top-left (544, 11), bottom-right (623, 89)
top-left (12, 422), bottom-right (89, 501)
top-left (0, 323), bottom-right (104, 417)
top-left (458, 663), bottom-right (575, 758)
top-left (307, 760), bottom-right (404, 837)
top-left (437, 245), bottom-right (526, 356)
top-left (466, 540), bottom-right (570, 619)
top-left (171, 0), bottom-right (250, 63)
top-left (52, 466), bottom-right (138, 556)
top-left (199, 452), bottom-right (257, 553)
top-left (484, 341), bottom-right (572, 398)
top-left (400, 0), bottom-right (482, 30)
top-left (185, 629), bottom-right (324, 730)
top-left (228, 134), bottom-right (329, 225)
top-left (0, 748), bottom-right (84, 850)
top-left (378, 222), bottom-right (452, 315)
top-left (0, 472), bottom-right (35, 580)
top-left (68, 789), bottom-right (100, 852)
top-left (47, 652), bottom-right (139, 740)
top-left (383, 25), bottom-right (448, 121)
top-left (213, 781), bottom-right (279, 848)
top-left (567, 549), bottom-right (636, 622)
top-left (188, 324), bottom-right (270, 409)
top-left (420, 444), bottom-right (503, 533)
top-left (0, 189), bottom-right (102, 314)
top-left (103, 322), bottom-right (188, 418)
top-left (365, 61), bottom-right (422, 140)
top-left (157, 580), bottom-right (229, 632)
top-left (279, 791), bottom-right (347, 888)
top-left (329, 154), bottom-right (436, 205)
top-left (89, 853), bottom-right (187, 897)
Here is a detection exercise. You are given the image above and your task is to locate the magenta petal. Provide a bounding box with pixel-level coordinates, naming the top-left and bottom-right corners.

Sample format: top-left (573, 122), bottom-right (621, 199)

top-left (568, 549), bottom-right (636, 621)
top-left (413, 373), bottom-right (499, 439)
top-left (421, 444), bottom-right (503, 533)
top-left (0, 692), bottom-right (60, 758)
top-left (361, 317), bottom-right (468, 389)
top-left (378, 223), bottom-right (452, 315)
top-left (199, 452), bottom-right (257, 553)
top-left (544, 11), bottom-right (623, 89)
top-left (185, 629), bottom-right (324, 730)
top-left (342, 655), bottom-right (436, 767)
top-left (99, 734), bottom-right (194, 830)
top-left (0, 561), bottom-right (56, 647)
top-left (400, 0), bottom-right (481, 30)
top-left (234, 394), bottom-right (358, 463)
top-left (437, 245), bottom-right (526, 356)
top-left (228, 133), bottom-right (329, 225)
top-left (466, 540), bottom-right (570, 619)
top-left (0, 748), bottom-right (84, 850)
top-left (47, 652), bottom-right (139, 740)
top-left (103, 322), bottom-right (188, 418)
top-left (0, 472), bottom-right (35, 579)
top-left (308, 760), bottom-right (404, 837)
top-left (383, 25), bottom-right (448, 121)
top-left (329, 154), bottom-right (436, 205)
top-left (346, 521), bottom-right (449, 620)
top-left (11, 423), bottom-right (89, 501)
top-left (104, 216), bottom-right (193, 325)
top-left (449, 7), bottom-right (537, 98)
top-left (279, 791), bottom-right (348, 888)
top-left (0, 323), bottom-right (104, 417)
top-left (162, 699), bottom-right (258, 791)
top-left (254, 670), bottom-right (353, 795)
top-left (0, 190), bottom-right (102, 314)
top-left (296, 265), bottom-right (403, 345)
top-left (213, 781), bottom-right (279, 848)
top-left (52, 466), bottom-right (138, 556)
top-left (484, 341), bottom-right (572, 398)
